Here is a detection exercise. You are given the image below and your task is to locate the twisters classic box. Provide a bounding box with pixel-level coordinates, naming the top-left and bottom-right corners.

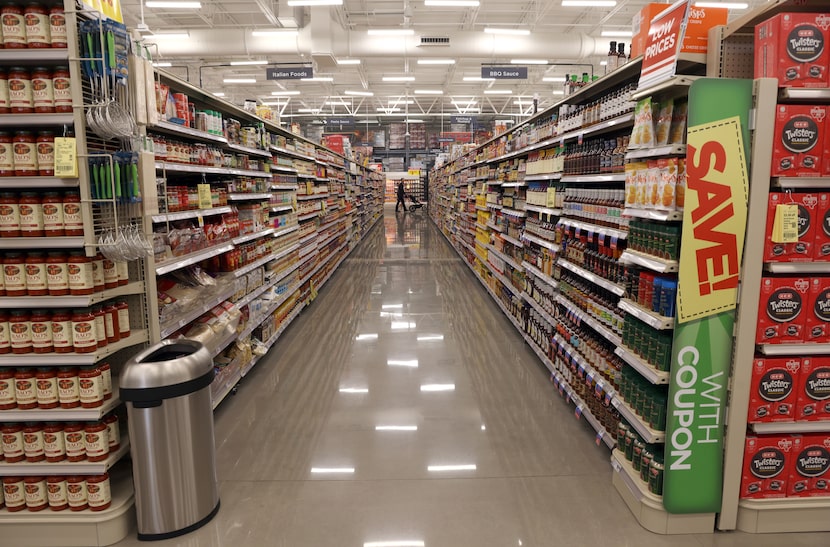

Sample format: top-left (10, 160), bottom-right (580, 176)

top-left (771, 105), bottom-right (827, 178)
top-left (764, 192), bottom-right (820, 261)
top-left (755, 13), bottom-right (830, 87)
top-left (790, 434), bottom-right (830, 497)
top-left (756, 276), bottom-right (811, 344)
top-left (806, 277), bottom-right (830, 343)
top-left (741, 435), bottom-right (799, 499)
top-left (816, 193), bottom-right (830, 260)
top-left (796, 357), bottom-right (830, 421)
top-left (748, 357), bottom-right (801, 423)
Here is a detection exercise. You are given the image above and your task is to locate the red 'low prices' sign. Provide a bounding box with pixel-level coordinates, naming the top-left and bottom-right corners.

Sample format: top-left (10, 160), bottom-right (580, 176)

top-left (638, 0), bottom-right (691, 89)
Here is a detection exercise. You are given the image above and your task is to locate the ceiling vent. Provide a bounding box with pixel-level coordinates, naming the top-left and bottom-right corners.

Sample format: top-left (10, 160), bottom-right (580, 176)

top-left (419, 36), bottom-right (450, 47)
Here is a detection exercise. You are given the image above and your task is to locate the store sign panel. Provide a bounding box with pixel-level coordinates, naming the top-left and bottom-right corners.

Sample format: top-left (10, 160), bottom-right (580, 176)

top-left (638, 0), bottom-right (690, 89)
top-left (325, 117), bottom-right (354, 126)
top-left (451, 116), bottom-right (475, 125)
top-left (663, 78), bottom-right (753, 515)
top-left (481, 66), bottom-right (528, 80)
top-left (266, 67), bottom-right (313, 80)
top-left (438, 137), bottom-right (456, 143)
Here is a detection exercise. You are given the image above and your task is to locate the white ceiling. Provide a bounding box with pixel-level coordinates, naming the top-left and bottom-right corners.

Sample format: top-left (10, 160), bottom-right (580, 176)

top-left (121, 0), bottom-right (762, 121)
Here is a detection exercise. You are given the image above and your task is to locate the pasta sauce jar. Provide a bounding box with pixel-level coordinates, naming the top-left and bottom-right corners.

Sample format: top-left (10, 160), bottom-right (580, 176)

top-left (46, 251), bottom-right (68, 295)
top-left (0, 135), bottom-right (13, 175)
top-left (43, 423), bottom-right (65, 462)
top-left (3, 252), bottom-right (26, 295)
top-left (0, 70), bottom-right (9, 114)
top-left (84, 421), bottom-right (108, 462)
top-left (35, 367), bottom-right (57, 407)
top-left (0, 311), bottom-right (10, 354)
top-left (9, 309), bottom-right (32, 353)
top-left (25, 252), bottom-right (47, 296)
top-left (0, 368), bottom-right (15, 407)
top-left (63, 423), bottom-right (84, 462)
top-left (87, 473), bottom-right (111, 511)
top-left (19, 191), bottom-right (43, 234)
top-left (66, 476), bottom-right (87, 511)
top-left (52, 65), bottom-right (71, 111)
top-left (8, 67), bottom-right (32, 111)
top-left (24, 3), bottom-right (51, 48)
top-left (22, 422), bottom-right (44, 462)
top-left (3, 477), bottom-right (26, 512)
top-left (62, 191), bottom-right (82, 235)
top-left (1, 423), bottom-right (24, 462)
top-left (1, 5), bottom-right (27, 48)
top-left (78, 365), bottom-right (103, 407)
top-left (37, 132), bottom-right (55, 176)
top-left (31, 66), bottom-right (53, 111)
top-left (48, 5), bottom-right (65, 48)
top-left (51, 311), bottom-right (72, 353)
top-left (46, 476), bottom-right (68, 511)
top-left (24, 476), bottom-right (48, 512)
top-left (67, 251), bottom-right (93, 295)
top-left (57, 367), bottom-right (79, 407)
top-left (13, 367), bottom-right (35, 407)
top-left (42, 191), bottom-right (62, 234)
top-left (71, 309), bottom-right (97, 354)
top-left (0, 191), bottom-right (18, 234)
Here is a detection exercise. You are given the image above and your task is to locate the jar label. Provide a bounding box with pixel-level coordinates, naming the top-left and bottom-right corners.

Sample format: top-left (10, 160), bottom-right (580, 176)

top-left (2, 431), bottom-right (23, 456)
top-left (93, 313), bottom-right (106, 343)
top-left (4, 481), bottom-right (25, 507)
top-left (44, 430), bottom-right (64, 457)
top-left (19, 202), bottom-right (43, 231)
top-left (64, 430), bottom-right (84, 457)
top-left (66, 480), bottom-right (86, 506)
top-left (8, 77), bottom-right (32, 109)
top-left (0, 202), bottom-right (18, 232)
top-left (37, 142), bottom-right (55, 172)
top-left (25, 480), bottom-right (47, 508)
top-left (3, 263), bottom-right (24, 290)
top-left (106, 421), bottom-right (119, 447)
top-left (87, 477), bottom-right (111, 508)
top-left (49, 13), bottom-right (66, 45)
top-left (118, 307), bottom-right (130, 334)
top-left (53, 76), bottom-right (71, 107)
top-left (92, 260), bottom-right (104, 288)
top-left (62, 201), bottom-right (82, 229)
top-left (0, 378), bottom-right (14, 405)
top-left (23, 429), bottom-right (44, 457)
top-left (0, 322), bottom-right (10, 349)
top-left (47, 262), bottom-right (69, 290)
top-left (47, 480), bottom-right (67, 508)
top-left (25, 263), bottom-right (47, 291)
top-left (52, 320), bottom-right (73, 349)
top-left (0, 142), bottom-right (13, 169)
top-left (72, 319), bottom-right (97, 348)
top-left (103, 259), bottom-right (118, 284)
top-left (67, 262), bottom-right (93, 291)
top-left (116, 260), bottom-right (129, 282)
top-left (0, 80), bottom-right (8, 108)
top-left (10, 320), bottom-right (31, 348)
top-left (32, 320), bottom-right (53, 349)
top-left (84, 429), bottom-right (108, 458)
top-left (2, 13), bottom-right (26, 44)
top-left (14, 377), bottom-right (35, 402)
top-left (104, 312), bottom-right (115, 339)
top-left (57, 374), bottom-right (79, 402)
top-left (79, 374), bottom-right (102, 403)
top-left (24, 12), bottom-right (50, 44)
top-left (32, 76), bottom-right (53, 109)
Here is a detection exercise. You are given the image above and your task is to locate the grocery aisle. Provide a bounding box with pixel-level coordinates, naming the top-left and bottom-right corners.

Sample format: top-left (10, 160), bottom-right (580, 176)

top-left (114, 211), bottom-right (828, 547)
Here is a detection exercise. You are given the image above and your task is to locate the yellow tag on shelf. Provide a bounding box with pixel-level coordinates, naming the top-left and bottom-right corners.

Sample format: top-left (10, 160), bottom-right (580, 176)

top-left (196, 215), bottom-right (204, 228)
top-left (197, 184), bottom-right (213, 209)
top-left (546, 187), bottom-right (557, 209)
top-left (54, 137), bottom-right (78, 178)
top-left (306, 181), bottom-right (313, 195)
top-left (772, 203), bottom-right (799, 243)
top-left (310, 281), bottom-right (318, 301)
top-left (408, 169), bottom-right (421, 176)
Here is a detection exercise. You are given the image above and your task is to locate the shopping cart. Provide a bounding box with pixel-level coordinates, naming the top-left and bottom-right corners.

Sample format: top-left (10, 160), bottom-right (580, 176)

top-left (407, 194), bottom-right (424, 212)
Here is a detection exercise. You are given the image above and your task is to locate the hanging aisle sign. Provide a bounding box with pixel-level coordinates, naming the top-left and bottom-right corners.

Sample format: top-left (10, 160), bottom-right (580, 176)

top-left (481, 66), bottom-right (529, 80)
top-left (638, 0), bottom-right (691, 89)
top-left (266, 67), bottom-right (313, 80)
top-left (662, 78), bottom-right (753, 515)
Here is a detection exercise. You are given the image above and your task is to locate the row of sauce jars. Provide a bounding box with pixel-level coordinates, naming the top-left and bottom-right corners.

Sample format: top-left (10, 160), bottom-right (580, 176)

top-left (0, 131), bottom-right (57, 176)
top-left (1, 416), bottom-right (120, 464)
top-left (3, 67), bottom-right (72, 114)
top-left (1, 251), bottom-right (129, 297)
top-left (0, 2), bottom-right (67, 49)
top-left (0, 191), bottom-right (81, 234)
top-left (0, 302), bottom-right (131, 354)
top-left (2, 473), bottom-right (111, 512)
top-left (0, 364), bottom-right (113, 409)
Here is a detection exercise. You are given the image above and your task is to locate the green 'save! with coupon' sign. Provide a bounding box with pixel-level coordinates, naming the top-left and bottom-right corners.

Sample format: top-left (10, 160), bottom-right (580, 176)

top-left (662, 78), bottom-right (753, 514)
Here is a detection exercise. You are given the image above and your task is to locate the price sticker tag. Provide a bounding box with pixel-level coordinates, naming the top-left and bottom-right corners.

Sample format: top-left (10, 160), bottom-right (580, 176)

top-left (55, 137), bottom-right (78, 178)
top-left (772, 203), bottom-right (799, 243)
top-left (605, 391), bottom-right (613, 406)
top-left (596, 431), bottom-right (604, 446)
top-left (575, 405), bottom-right (583, 419)
top-left (577, 132), bottom-right (584, 146)
top-left (610, 235), bottom-right (619, 250)
top-left (196, 215), bottom-right (204, 228)
top-left (197, 184), bottom-right (212, 209)
top-left (587, 371), bottom-right (595, 384)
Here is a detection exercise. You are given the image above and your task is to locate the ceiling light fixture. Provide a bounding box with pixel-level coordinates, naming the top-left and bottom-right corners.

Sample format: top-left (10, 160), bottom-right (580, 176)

top-left (414, 89), bottom-right (443, 94)
top-left (223, 78), bottom-right (257, 83)
top-left (251, 29), bottom-right (299, 36)
top-left (297, 108), bottom-right (321, 113)
top-left (463, 76), bottom-right (494, 82)
top-left (484, 89), bottom-right (512, 94)
top-left (229, 60), bottom-right (268, 66)
top-left (600, 61), bottom-right (608, 66)
top-left (420, 384), bottom-right (456, 392)
top-left (425, 0), bottom-right (480, 5)
top-left (272, 90), bottom-right (301, 95)
top-left (301, 77), bottom-right (334, 82)
top-left (337, 59), bottom-right (361, 65)
top-left (387, 359), bottom-right (419, 367)
top-left (261, 101), bottom-right (288, 106)
top-left (552, 90), bottom-right (565, 95)
top-left (694, 1), bottom-right (748, 8)
top-left (417, 59), bottom-right (456, 65)
top-left (145, 1), bottom-right (201, 8)
top-left (600, 29), bottom-right (633, 37)
top-left (375, 425), bottom-right (418, 431)
top-left (562, 0), bottom-right (616, 6)
top-left (417, 334), bottom-right (444, 340)
top-left (406, 119), bottom-right (425, 123)
top-left (287, 0), bottom-right (343, 5)
top-left (345, 90), bottom-right (374, 96)
top-left (427, 464), bottom-right (476, 471)
top-left (510, 59), bottom-right (548, 65)
top-left (324, 101), bottom-right (350, 106)
top-left (213, 92), bottom-right (225, 97)
top-left (152, 61), bottom-right (172, 67)
top-left (310, 467), bottom-right (354, 473)
top-left (364, 542), bottom-right (425, 547)
top-left (542, 77), bottom-right (565, 82)
top-left (339, 387), bottom-right (369, 393)
top-left (145, 32), bottom-right (189, 39)
top-left (483, 27), bottom-right (530, 36)
top-left (451, 99), bottom-right (477, 105)
top-left (355, 333), bottom-right (379, 340)
top-left (388, 99), bottom-right (415, 104)
top-left (382, 76), bottom-right (416, 81)
top-left (368, 29), bottom-right (415, 36)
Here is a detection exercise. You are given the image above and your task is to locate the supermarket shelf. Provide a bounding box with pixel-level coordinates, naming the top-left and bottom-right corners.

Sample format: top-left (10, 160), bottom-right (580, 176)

top-left (750, 421), bottom-right (830, 434)
top-left (269, 165), bottom-right (299, 174)
top-left (524, 173), bottom-right (562, 182)
top-left (271, 243), bottom-right (301, 262)
top-left (0, 472), bottom-right (135, 546)
top-left (297, 193), bottom-right (329, 201)
top-left (235, 262), bottom-right (301, 309)
top-left (772, 177), bottom-right (830, 189)
top-left (758, 343), bottom-right (830, 356)
top-left (151, 206), bottom-right (233, 223)
top-left (319, 228), bottom-right (347, 248)
top-left (488, 245), bottom-right (522, 272)
top-left (550, 367), bottom-right (616, 450)
top-left (271, 146), bottom-right (316, 162)
top-left (523, 292), bottom-right (556, 326)
top-left (152, 120), bottom-right (228, 145)
top-left (558, 258), bottom-right (625, 296)
top-left (615, 345), bottom-right (670, 385)
top-left (778, 88), bottom-right (830, 102)
top-left (211, 369), bottom-right (240, 409)
top-left (613, 397), bottom-right (665, 443)
top-left (631, 75), bottom-right (702, 102)
top-left (0, 281), bottom-right (145, 309)
top-left (618, 299), bottom-right (675, 330)
top-left (241, 302), bottom-right (306, 378)
top-left (559, 218), bottom-right (628, 240)
top-left (486, 221), bottom-right (504, 233)
top-left (296, 173), bottom-right (316, 179)
top-left (620, 249), bottom-right (679, 273)
top-left (0, 387), bottom-right (122, 421)
top-left (522, 232), bottom-right (560, 252)
top-left (0, 435), bottom-right (129, 476)
top-left (502, 181), bottom-right (527, 188)
top-left (271, 184), bottom-right (298, 191)
top-left (155, 243), bottom-right (235, 275)
top-left (0, 330), bottom-right (147, 366)
top-left (625, 144), bottom-right (687, 160)
top-left (273, 224), bottom-right (299, 239)
top-left (525, 204), bottom-right (562, 216)
top-left (229, 192), bottom-right (272, 201)
top-left (475, 205), bottom-right (489, 212)
top-left (475, 222), bottom-right (489, 231)
top-left (523, 261), bottom-right (558, 290)
top-left (155, 162), bottom-right (271, 178)
top-left (623, 208), bottom-right (684, 221)
top-left (487, 203), bottom-right (503, 209)
top-left (298, 211), bottom-right (321, 221)
top-left (736, 497), bottom-right (830, 533)
top-left (483, 259), bottom-right (514, 291)
top-left (0, 113), bottom-right (74, 127)
top-left (499, 233), bottom-right (524, 248)
top-left (501, 207), bottom-right (527, 218)
top-left (0, 49), bottom-right (70, 63)
top-left (0, 177), bottom-right (79, 189)
top-left (238, 283), bottom-right (303, 342)
top-left (764, 262), bottom-right (830, 274)
top-left (299, 242), bottom-right (318, 258)
top-left (611, 449), bottom-right (662, 503)
top-left (561, 173), bottom-right (626, 184)
top-left (226, 142), bottom-right (272, 158)
top-left (0, 236), bottom-right (84, 249)
top-left (161, 283), bottom-right (238, 338)
top-left (209, 326), bottom-right (240, 359)
top-left (232, 227), bottom-right (276, 245)
top-left (556, 294), bottom-right (622, 347)
top-left (233, 253), bottom-right (275, 278)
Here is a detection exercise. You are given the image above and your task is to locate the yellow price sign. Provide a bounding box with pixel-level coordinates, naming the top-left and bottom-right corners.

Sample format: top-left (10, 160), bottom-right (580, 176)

top-left (197, 184), bottom-right (213, 209)
top-left (408, 169), bottom-right (421, 176)
top-left (54, 137), bottom-right (78, 178)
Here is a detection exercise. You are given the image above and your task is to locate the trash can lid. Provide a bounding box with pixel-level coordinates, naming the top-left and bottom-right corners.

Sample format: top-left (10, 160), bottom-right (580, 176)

top-left (120, 339), bottom-right (213, 391)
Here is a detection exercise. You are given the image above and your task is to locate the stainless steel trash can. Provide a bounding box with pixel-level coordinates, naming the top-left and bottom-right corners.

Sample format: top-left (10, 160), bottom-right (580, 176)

top-left (120, 339), bottom-right (220, 541)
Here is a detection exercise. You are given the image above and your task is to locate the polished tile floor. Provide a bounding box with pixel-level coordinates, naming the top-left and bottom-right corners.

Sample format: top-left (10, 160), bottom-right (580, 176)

top-left (114, 210), bottom-right (830, 547)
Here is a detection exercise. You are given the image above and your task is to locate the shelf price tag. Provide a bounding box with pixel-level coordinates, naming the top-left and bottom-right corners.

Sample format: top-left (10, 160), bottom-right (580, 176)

top-left (596, 431), bottom-right (604, 446)
top-left (197, 184), bottom-right (213, 209)
top-left (575, 405), bottom-right (583, 419)
top-left (55, 137), bottom-right (78, 178)
top-left (772, 203), bottom-right (799, 243)
top-left (611, 397), bottom-right (621, 409)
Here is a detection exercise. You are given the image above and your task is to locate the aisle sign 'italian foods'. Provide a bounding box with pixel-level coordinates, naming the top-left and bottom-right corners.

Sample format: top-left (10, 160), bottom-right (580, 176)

top-left (663, 79), bottom-right (753, 514)
top-left (638, 0), bottom-right (691, 89)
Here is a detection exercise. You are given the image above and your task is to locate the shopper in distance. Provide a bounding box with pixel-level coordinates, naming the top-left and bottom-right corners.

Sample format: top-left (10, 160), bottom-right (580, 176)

top-left (396, 180), bottom-right (407, 213)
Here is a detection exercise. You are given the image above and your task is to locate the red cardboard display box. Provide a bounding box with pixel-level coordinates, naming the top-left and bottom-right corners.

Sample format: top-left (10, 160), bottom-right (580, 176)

top-left (789, 434), bottom-right (830, 497)
top-left (755, 12), bottom-right (830, 88)
top-left (757, 276), bottom-right (811, 343)
top-left (796, 357), bottom-right (830, 420)
top-left (806, 277), bottom-right (830, 343)
top-left (631, 4), bottom-right (728, 58)
top-left (741, 435), bottom-right (799, 499)
top-left (816, 193), bottom-right (830, 260)
top-left (771, 105), bottom-right (827, 178)
top-left (748, 357), bottom-right (801, 423)
top-left (764, 192), bottom-right (821, 261)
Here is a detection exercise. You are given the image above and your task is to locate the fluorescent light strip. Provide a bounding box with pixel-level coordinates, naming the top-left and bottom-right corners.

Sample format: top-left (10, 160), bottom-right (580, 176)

top-left (388, 100), bottom-right (415, 105)
top-left (368, 29), bottom-right (415, 36)
top-left (345, 90), bottom-right (374, 96)
top-left (382, 304), bottom-right (403, 309)
top-left (355, 333), bottom-right (378, 341)
top-left (425, 0), bottom-right (479, 5)
top-left (287, 0), bottom-right (342, 5)
top-left (406, 119), bottom-right (424, 123)
top-left (152, 61), bottom-right (172, 67)
top-left (146, 33), bottom-right (189, 39)
top-left (261, 101), bottom-right (288, 106)
top-left (213, 92), bottom-right (225, 97)
top-left (145, 1), bottom-right (201, 8)
top-left (420, 384), bottom-right (455, 392)
top-left (272, 90), bottom-right (301, 95)
top-left (252, 29), bottom-right (298, 36)
top-left (297, 108), bottom-right (321, 113)
top-left (463, 76), bottom-right (494, 82)
top-left (600, 61), bottom-right (608, 66)
top-left (364, 542), bottom-right (425, 547)
top-left (694, 1), bottom-right (748, 8)
top-left (417, 335), bottom-right (444, 341)
top-left (483, 27), bottom-right (530, 36)
top-left (451, 100), bottom-right (477, 105)
top-left (387, 360), bottom-right (419, 368)
top-left (310, 467), bottom-right (354, 473)
top-left (481, 424), bottom-right (486, 430)
top-left (414, 89), bottom-right (443, 95)
top-left (542, 77), bottom-right (565, 82)
top-left (302, 77), bottom-right (334, 82)
top-left (552, 90), bottom-right (564, 95)
top-left (339, 387), bottom-right (369, 393)
top-left (417, 59), bottom-right (456, 65)
top-left (375, 425), bottom-right (418, 431)
top-left (600, 30), bottom-right (633, 37)
top-left (337, 59), bottom-right (361, 65)
top-left (378, 107), bottom-right (402, 112)
top-left (484, 89), bottom-right (512, 95)
top-left (510, 59), bottom-right (548, 65)
top-left (562, 0), bottom-right (616, 6)
top-left (427, 464), bottom-right (476, 471)
top-left (230, 60), bottom-right (267, 66)
top-left (224, 78), bottom-right (257, 83)
top-left (324, 101), bottom-right (350, 106)
top-left (383, 76), bottom-right (416, 82)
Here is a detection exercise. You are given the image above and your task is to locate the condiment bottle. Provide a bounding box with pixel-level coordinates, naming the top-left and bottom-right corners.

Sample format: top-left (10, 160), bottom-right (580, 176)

top-left (24, 476), bottom-right (48, 512)
top-left (24, 251), bottom-right (47, 295)
top-left (63, 423), bottom-right (84, 462)
top-left (78, 365), bottom-right (103, 407)
top-left (91, 252), bottom-right (105, 293)
top-left (62, 191), bottom-right (82, 235)
top-left (52, 65), bottom-right (71, 111)
top-left (23, 422), bottom-right (45, 462)
top-left (57, 366), bottom-right (79, 406)
top-left (43, 423), bottom-right (65, 462)
top-left (1, 6), bottom-right (26, 48)
top-left (46, 476), bottom-right (68, 511)
top-left (116, 299), bottom-right (130, 337)
top-left (83, 421), bottom-right (108, 462)
top-left (23, 2), bottom-right (50, 47)
top-left (66, 476), bottom-right (87, 511)
top-left (3, 477), bottom-right (26, 512)
top-left (31, 66), bottom-right (53, 111)
top-left (8, 67), bottom-right (32, 111)
top-left (36, 131), bottom-right (55, 175)
top-left (35, 367), bottom-right (57, 407)
top-left (67, 251), bottom-right (93, 295)
top-left (46, 251), bottom-right (68, 295)
top-left (87, 473), bottom-right (111, 511)
top-left (1, 422), bottom-right (24, 462)
top-left (18, 191), bottom-right (43, 235)
top-left (48, 4), bottom-right (65, 48)
top-left (9, 310), bottom-right (32, 353)
top-left (71, 308), bottom-right (97, 353)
